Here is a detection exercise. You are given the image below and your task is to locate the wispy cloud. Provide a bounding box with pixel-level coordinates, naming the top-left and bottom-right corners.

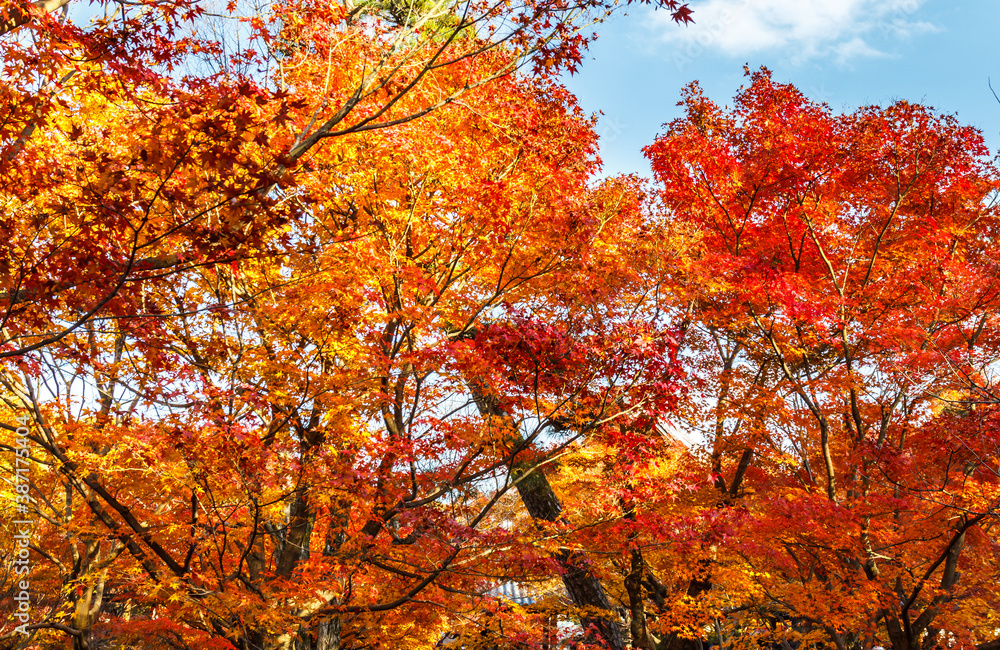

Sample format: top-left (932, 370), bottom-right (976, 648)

top-left (652, 0), bottom-right (937, 67)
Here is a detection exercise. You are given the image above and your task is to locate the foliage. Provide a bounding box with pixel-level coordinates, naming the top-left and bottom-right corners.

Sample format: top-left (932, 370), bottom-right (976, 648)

top-left (1, 0), bottom-right (683, 645)
top-left (1, 0), bottom-right (1000, 646)
top-left (643, 68), bottom-right (1000, 650)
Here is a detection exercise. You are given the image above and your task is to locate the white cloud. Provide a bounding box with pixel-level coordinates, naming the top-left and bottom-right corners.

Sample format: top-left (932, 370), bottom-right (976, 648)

top-left (652, 0), bottom-right (937, 66)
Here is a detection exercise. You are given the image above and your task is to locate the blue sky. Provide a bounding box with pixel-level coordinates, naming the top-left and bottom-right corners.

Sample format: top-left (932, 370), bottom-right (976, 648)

top-left (561, 0), bottom-right (1000, 176)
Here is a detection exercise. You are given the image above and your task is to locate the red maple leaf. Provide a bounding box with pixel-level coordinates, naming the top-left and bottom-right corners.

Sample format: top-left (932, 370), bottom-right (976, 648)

top-left (672, 3), bottom-right (694, 24)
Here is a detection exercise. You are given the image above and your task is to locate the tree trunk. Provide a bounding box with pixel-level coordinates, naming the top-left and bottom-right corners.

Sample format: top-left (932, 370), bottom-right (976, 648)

top-left (471, 388), bottom-right (626, 650)
top-left (625, 548), bottom-right (653, 650)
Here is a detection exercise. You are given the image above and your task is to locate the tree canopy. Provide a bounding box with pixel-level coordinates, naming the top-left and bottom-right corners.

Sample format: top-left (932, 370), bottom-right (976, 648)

top-left (1, 2), bottom-right (999, 650)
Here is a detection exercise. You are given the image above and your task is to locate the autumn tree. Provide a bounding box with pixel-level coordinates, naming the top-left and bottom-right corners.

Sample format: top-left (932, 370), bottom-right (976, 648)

top-left (0, 0), bottom-right (695, 361)
top-left (0, 0), bottom-right (695, 642)
top-left (0, 20), bottom-right (694, 645)
top-left (643, 69), bottom-right (1000, 650)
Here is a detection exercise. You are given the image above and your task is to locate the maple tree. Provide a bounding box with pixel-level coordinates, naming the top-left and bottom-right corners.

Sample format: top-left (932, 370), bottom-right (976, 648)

top-left (5, 0), bottom-right (1000, 646)
top-left (0, 0), bottom-right (703, 644)
top-left (642, 69), bottom-right (1000, 650)
top-left (0, 0), bottom-right (696, 363)
top-left (0, 16), bottom-right (682, 648)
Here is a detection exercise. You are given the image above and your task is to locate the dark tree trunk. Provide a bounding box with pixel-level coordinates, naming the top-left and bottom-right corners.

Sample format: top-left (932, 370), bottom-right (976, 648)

top-left (511, 464), bottom-right (626, 650)
top-left (471, 387), bottom-right (626, 650)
